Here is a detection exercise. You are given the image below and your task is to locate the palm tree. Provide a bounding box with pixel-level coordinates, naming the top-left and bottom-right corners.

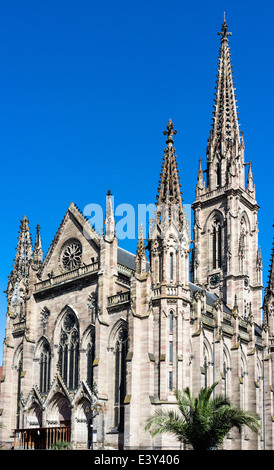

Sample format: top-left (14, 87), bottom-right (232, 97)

top-left (145, 383), bottom-right (260, 450)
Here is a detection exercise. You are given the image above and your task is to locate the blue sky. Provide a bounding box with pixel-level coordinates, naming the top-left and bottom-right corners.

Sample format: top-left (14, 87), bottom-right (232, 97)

top-left (0, 0), bottom-right (273, 364)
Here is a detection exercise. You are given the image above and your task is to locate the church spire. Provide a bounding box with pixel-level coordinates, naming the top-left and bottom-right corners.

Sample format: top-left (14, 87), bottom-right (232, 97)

top-left (206, 17), bottom-right (245, 191)
top-left (9, 215), bottom-right (33, 284)
top-left (191, 19), bottom-right (262, 321)
top-left (156, 119), bottom-right (184, 229)
top-left (207, 19), bottom-right (242, 156)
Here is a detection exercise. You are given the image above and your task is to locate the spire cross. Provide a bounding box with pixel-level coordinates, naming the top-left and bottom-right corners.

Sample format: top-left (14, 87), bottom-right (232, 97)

top-left (163, 119), bottom-right (177, 144)
top-left (218, 19), bottom-right (232, 42)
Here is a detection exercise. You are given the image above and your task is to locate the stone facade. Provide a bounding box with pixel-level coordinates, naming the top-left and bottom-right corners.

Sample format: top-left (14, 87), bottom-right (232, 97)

top-left (1, 19), bottom-right (274, 450)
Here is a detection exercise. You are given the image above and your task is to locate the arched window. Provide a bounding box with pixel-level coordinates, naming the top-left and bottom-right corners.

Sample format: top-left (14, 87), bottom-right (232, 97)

top-left (204, 355), bottom-right (209, 387)
top-left (58, 311), bottom-right (79, 390)
top-left (170, 253), bottom-right (174, 282)
top-left (212, 217), bottom-right (222, 269)
top-left (86, 328), bottom-right (95, 388)
top-left (169, 311), bottom-right (173, 333)
top-left (216, 162), bottom-right (221, 187)
top-left (239, 216), bottom-right (247, 271)
top-left (16, 351), bottom-right (23, 429)
top-left (168, 310), bottom-right (174, 391)
top-left (222, 346), bottom-right (231, 399)
top-left (240, 354), bottom-right (248, 409)
top-left (114, 326), bottom-right (128, 431)
top-left (39, 341), bottom-right (51, 393)
top-left (203, 341), bottom-right (212, 388)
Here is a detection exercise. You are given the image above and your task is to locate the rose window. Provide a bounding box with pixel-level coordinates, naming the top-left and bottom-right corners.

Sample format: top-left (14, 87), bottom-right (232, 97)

top-left (61, 240), bottom-right (82, 271)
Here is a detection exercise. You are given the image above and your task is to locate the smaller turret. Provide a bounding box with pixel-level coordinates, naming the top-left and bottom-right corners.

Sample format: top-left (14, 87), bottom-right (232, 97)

top-left (104, 189), bottom-right (115, 241)
top-left (9, 215), bottom-right (33, 286)
top-left (33, 224), bottom-right (43, 270)
top-left (135, 224), bottom-right (147, 275)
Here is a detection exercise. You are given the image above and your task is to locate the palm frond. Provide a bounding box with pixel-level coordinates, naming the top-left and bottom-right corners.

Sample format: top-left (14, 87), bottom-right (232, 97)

top-left (145, 383), bottom-right (260, 450)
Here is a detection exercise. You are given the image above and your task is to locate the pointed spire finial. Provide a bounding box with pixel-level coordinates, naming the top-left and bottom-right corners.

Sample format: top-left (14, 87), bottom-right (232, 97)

top-left (33, 223), bottom-right (43, 269)
top-left (156, 120), bottom-right (184, 229)
top-left (196, 157), bottom-right (205, 195)
top-left (104, 189), bottom-right (115, 241)
top-left (218, 17), bottom-right (232, 42)
top-left (247, 161), bottom-right (255, 193)
top-left (163, 119), bottom-right (177, 145)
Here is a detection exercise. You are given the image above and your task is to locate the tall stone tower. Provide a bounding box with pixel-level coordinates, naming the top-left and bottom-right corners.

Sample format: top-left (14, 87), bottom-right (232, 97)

top-left (147, 119), bottom-right (191, 398)
top-left (149, 119), bottom-right (191, 292)
top-left (191, 18), bottom-right (263, 323)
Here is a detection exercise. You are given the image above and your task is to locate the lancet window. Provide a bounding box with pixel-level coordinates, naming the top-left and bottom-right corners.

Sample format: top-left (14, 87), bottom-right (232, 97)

top-left (58, 311), bottom-right (79, 390)
top-left (170, 253), bottom-right (174, 282)
top-left (86, 328), bottom-right (95, 388)
top-left (16, 352), bottom-right (23, 429)
top-left (212, 217), bottom-right (222, 269)
top-left (39, 341), bottom-right (51, 393)
top-left (114, 326), bottom-right (128, 430)
top-left (203, 341), bottom-right (212, 388)
top-left (216, 161), bottom-right (221, 187)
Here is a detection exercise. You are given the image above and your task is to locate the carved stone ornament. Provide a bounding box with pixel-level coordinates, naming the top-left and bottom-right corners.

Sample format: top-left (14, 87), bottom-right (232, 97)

top-left (60, 239), bottom-right (82, 271)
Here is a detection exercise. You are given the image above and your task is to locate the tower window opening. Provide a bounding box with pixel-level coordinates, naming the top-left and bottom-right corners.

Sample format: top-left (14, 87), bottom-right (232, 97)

top-left (213, 219), bottom-right (222, 269)
top-left (169, 311), bottom-right (173, 333)
top-left (216, 162), bottom-right (221, 187)
top-left (170, 253), bottom-right (174, 282)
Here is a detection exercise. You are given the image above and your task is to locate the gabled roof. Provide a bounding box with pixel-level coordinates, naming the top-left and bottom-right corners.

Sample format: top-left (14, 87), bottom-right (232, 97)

top-left (39, 202), bottom-right (100, 276)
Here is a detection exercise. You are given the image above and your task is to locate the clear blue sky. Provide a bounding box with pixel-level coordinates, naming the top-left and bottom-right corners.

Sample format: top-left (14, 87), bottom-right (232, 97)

top-left (0, 0), bottom-right (273, 364)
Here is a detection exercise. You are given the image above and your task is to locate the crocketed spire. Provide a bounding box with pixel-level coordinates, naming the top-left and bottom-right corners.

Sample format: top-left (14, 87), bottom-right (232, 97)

top-left (135, 224), bottom-right (147, 274)
top-left (33, 223), bottom-right (43, 269)
top-left (9, 215), bottom-right (33, 284)
top-left (207, 17), bottom-right (243, 160)
top-left (156, 119), bottom-right (184, 229)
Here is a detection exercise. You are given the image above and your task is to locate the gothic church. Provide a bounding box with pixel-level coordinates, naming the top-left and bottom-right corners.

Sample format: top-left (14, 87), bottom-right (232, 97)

top-left (1, 19), bottom-right (274, 450)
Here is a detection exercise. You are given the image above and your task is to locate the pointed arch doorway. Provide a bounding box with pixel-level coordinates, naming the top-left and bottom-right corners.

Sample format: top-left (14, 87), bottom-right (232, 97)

top-left (14, 393), bottom-right (71, 449)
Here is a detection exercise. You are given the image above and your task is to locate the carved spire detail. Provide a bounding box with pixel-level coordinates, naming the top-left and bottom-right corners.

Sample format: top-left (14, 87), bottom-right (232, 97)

top-left (156, 119), bottom-right (184, 228)
top-left (195, 157), bottom-right (205, 196)
top-left (104, 189), bottom-right (115, 241)
top-left (9, 215), bottom-right (33, 285)
top-left (33, 224), bottom-right (43, 269)
top-left (135, 224), bottom-right (147, 275)
top-left (208, 18), bottom-right (242, 160)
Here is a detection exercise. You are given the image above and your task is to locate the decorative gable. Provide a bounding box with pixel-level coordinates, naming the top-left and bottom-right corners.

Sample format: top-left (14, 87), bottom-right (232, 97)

top-left (38, 203), bottom-right (100, 280)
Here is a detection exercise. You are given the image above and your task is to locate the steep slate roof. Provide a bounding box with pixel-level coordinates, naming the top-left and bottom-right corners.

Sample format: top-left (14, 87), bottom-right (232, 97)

top-left (117, 247), bottom-right (136, 271)
top-left (189, 282), bottom-right (231, 314)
